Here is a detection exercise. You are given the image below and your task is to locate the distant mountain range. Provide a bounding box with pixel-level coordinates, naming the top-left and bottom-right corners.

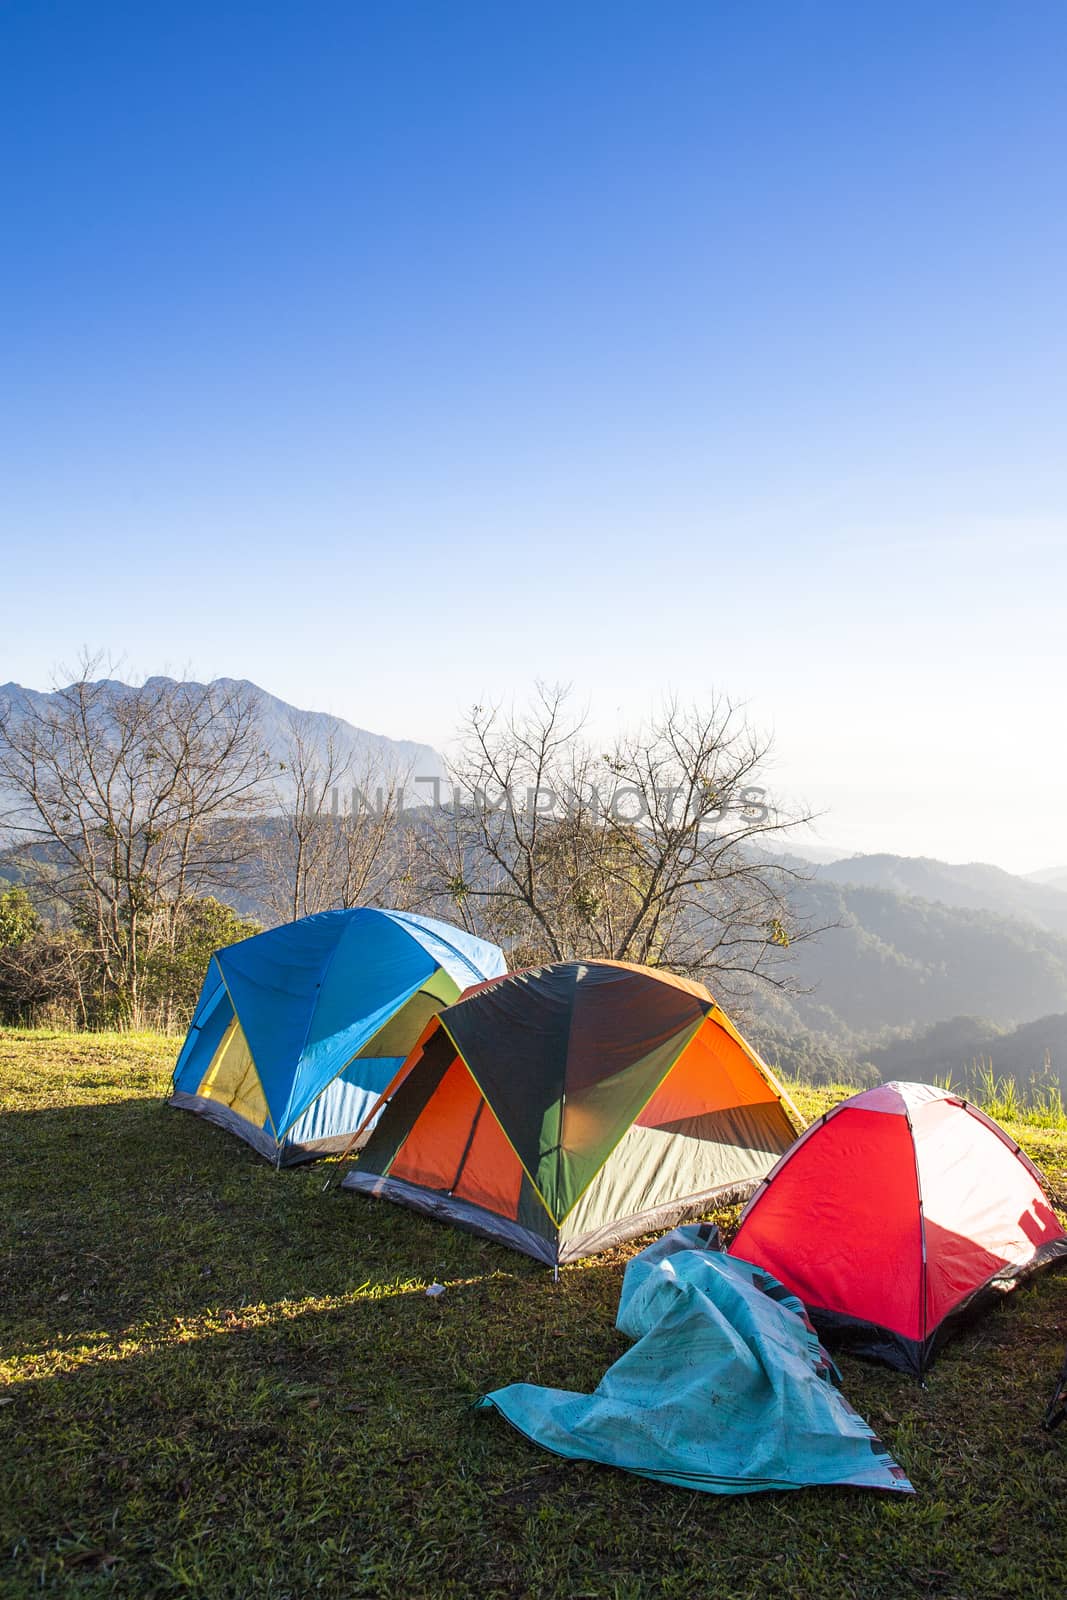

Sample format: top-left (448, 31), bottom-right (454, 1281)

top-left (0, 677), bottom-right (447, 807)
top-left (744, 850), bottom-right (1067, 1091)
top-left (6, 676), bottom-right (1067, 1090)
top-left (777, 875), bottom-right (1067, 1033)
top-left (812, 852), bottom-right (1067, 939)
top-left (862, 1012), bottom-right (1067, 1092)
top-left (1028, 864), bottom-right (1067, 893)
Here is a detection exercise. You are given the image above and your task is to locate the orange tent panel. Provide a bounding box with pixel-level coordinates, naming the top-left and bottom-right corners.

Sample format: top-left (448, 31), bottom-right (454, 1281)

top-left (637, 1015), bottom-right (774, 1128)
top-left (389, 1052), bottom-right (480, 1191)
top-left (453, 1099), bottom-right (524, 1219)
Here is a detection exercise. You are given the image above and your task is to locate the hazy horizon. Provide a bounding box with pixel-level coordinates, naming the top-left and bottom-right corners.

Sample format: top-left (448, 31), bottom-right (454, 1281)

top-left (2, 661), bottom-right (1061, 879)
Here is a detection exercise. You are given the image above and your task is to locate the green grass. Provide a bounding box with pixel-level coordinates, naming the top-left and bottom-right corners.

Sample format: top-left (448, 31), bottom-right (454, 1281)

top-left (1, 1036), bottom-right (1066, 1599)
top-left (971, 1066), bottom-right (1067, 1133)
top-left (932, 1064), bottom-right (1067, 1133)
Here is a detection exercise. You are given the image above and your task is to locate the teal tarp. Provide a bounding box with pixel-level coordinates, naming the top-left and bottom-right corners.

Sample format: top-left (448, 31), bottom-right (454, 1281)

top-left (478, 1226), bottom-right (915, 1496)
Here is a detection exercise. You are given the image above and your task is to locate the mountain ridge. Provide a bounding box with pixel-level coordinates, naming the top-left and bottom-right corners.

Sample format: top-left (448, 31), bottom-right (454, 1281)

top-left (0, 677), bottom-right (448, 803)
top-left (811, 850), bottom-right (1067, 938)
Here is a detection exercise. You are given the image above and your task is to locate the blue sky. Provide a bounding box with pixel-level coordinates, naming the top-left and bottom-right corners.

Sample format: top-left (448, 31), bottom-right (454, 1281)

top-left (3, 2), bottom-right (1066, 871)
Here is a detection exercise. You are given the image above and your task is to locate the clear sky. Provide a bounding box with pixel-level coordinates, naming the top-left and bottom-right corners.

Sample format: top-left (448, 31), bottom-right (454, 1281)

top-left (3, 2), bottom-right (1065, 873)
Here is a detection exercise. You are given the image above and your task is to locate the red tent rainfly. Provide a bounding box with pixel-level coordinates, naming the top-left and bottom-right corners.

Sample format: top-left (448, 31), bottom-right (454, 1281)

top-left (729, 1081), bottom-right (1067, 1375)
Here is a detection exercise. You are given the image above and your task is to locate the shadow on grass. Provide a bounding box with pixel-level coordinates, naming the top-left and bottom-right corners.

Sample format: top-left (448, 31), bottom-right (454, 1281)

top-left (6, 1245), bottom-right (1067, 1599)
top-left (1, 1251), bottom-right (637, 1593)
top-left (5, 1101), bottom-right (1067, 1596)
top-left (0, 1095), bottom-right (565, 1358)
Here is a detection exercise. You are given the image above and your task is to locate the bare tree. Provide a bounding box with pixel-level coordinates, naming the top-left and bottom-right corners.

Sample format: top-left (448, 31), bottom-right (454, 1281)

top-left (260, 713), bottom-right (412, 923)
top-left (0, 658), bottom-right (271, 1027)
top-left (261, 714), bottom-right (350, 924)
top-left (414, 684), bottom-right (819, 1003)
top-left (330, 776), bottom-right (415, 911)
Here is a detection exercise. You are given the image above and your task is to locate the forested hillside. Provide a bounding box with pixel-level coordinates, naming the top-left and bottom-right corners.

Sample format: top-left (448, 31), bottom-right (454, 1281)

top-left (746, 872), bottom-right (1067, 1092)
top-left (5, 673), bottom-right (1067, 1101)
top-left (862, 1012), bottom-right (1067, 1097)
top-left (784, 879), bottom-right (1067, 1033)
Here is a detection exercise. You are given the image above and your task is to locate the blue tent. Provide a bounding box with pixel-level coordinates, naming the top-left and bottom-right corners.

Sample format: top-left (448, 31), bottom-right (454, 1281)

top-left (168, 908), bottom-right (506, 1165)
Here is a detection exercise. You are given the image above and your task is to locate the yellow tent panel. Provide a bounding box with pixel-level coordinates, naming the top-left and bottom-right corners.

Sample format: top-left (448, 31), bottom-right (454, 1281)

top-left (197, 1016), bottom-right (269, 1130)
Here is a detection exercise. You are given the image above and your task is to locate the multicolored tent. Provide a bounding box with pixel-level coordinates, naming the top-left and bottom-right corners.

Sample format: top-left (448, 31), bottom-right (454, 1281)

top-left (342, 960), bottom-right (800, 1265)
top-left (168, 908), bottom-right (506, 1165)
top-left (729, 1080), bottom-right (1067, 1374)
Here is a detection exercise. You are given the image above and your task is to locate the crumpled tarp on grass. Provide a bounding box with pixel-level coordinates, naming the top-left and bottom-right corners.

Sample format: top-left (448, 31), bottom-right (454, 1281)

top-left (478, 1225), bottom-right (915, 1495)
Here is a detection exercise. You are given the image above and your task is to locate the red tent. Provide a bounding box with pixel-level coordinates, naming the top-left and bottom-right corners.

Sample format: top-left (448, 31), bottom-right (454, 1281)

top-left (729, 1081), bottom-right (1067, 1374)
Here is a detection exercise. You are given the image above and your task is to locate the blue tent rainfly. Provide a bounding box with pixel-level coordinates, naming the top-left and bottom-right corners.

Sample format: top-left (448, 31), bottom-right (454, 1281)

top-left (169, 908), bottom-right (506, 1165)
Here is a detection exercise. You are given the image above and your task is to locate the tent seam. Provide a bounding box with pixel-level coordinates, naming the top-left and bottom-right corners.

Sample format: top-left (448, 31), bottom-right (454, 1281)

top-left (212, 959), bottom-right (278, 1139)
top-left (276, 968), bottom-right (431, 1139)
top-left (386, 911), bottom-right (496, 989)
top-left (394, 1018), bottom-right (560, 1229)
top-left (555, 1014), bottom-right (707, 1229)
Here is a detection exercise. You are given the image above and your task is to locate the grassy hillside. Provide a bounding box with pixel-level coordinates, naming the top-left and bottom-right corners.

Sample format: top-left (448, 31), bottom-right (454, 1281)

top-left (2, 1031), bottom-right (1067, 1598)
